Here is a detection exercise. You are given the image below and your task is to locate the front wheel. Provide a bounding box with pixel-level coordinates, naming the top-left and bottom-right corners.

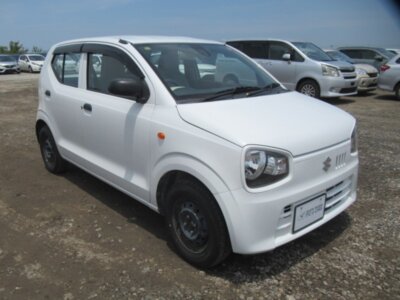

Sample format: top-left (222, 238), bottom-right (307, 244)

top-left (165, 178), bottom-right (231, 268)
top-left (395, 83), bottom-right (400, 100)
top-left (297, 80), bottom-right (320, 98)
top-left (38, 126), bottom-right (67, 174)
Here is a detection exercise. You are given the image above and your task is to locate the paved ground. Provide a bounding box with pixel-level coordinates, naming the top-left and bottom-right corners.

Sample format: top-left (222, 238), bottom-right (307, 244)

top-left (0, 73), bottom-right (399, 299)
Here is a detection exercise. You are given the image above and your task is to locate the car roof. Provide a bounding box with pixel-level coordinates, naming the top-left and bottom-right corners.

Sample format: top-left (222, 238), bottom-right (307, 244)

top-left (54, 35), bottom-right (222, 47)
top-left (337, 46), bottom-right (384, 50)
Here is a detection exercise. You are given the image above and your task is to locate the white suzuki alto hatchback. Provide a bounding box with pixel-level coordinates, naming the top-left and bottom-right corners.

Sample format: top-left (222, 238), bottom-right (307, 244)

top-left (37, 36), bottom-right (359, 267)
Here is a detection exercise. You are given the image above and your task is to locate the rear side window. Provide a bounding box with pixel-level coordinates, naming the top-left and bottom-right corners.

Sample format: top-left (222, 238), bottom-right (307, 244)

top-left (241, 42), bottom-right (268, 59)
top-left (51, 53), bottom-right (81, 87)
top-left (341, 50), bottom-right (362, 59)
top-left (361, 50), bottom-right (377, 59)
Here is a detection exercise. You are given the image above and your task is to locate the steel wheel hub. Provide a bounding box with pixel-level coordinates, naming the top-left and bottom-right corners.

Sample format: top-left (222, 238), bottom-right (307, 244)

top-left (301, 84), bottom-right (316, 96)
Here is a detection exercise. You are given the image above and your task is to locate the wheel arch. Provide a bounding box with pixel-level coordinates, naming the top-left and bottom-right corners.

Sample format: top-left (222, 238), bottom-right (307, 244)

top-left (296, 77), bottom-right (321, 91)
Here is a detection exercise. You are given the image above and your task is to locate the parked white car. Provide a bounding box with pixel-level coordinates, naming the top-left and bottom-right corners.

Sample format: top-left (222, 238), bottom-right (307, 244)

top-left (378, 54), bottom-right (400, 100)
top-left (227, 40), bottom-right (358, 98)
top-left (37, 36), bottom-right (359, 267)
top-left (18, 54), bottom-right (45, 72)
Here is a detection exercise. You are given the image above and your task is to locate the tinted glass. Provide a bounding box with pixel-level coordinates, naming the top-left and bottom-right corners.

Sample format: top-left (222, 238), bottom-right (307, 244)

top-left (326, 50), bottom-right (354, 64)
top-left (135, 43), bottom-right (278, 103)
top-left (51, 53), bottom-right (81, 87)
top-left (87, 53), bottom-right (141, 95)
top-left (292, 42), bottom-right (333, 61)
top-left (0, 56), bottom-right (15, 62)
top-left (28, 55), bottom-right (45, 61)
top-left (242, 42), bottom-right (268, 59)
top-left (340, 50), bottom-right (362, 59)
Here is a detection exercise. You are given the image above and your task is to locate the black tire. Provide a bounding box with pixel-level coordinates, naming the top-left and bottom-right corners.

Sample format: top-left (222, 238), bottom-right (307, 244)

top-left (297, 79), bottom-right (320, 98)
top-left (395, 83), bottom-right (400, 100)
top-left (38, 126), bottom-right (67, 174)
top-left (165, 178), bottom-right (231, 268)
top-left (29, 66), bottom-right (33, 73)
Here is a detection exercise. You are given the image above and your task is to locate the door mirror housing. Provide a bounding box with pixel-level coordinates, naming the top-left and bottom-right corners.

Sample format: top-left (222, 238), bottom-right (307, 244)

top-left (108, 77), bottom-right (149, 103)
top-left (282, 53), bottom-right (291, 61)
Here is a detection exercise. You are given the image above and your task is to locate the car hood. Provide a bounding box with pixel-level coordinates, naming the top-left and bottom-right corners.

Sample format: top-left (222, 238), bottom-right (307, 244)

top-left (177, 92), bottom-right (355, 156)
top-left (0, 61), bottom-right (17, 66)
top-left (325, 60), bottom-right (355, 72)
top-left (354, 63), bottom-right (378, 73)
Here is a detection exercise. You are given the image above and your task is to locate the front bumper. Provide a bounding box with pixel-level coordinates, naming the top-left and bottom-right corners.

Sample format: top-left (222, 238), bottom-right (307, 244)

top-left (357, 75), bottom-right (378, 92)
top-left (0, 65), bottom-right (20, 74)
top-left (319, 76), bottom-right (358, 97)
top-left (216, 140), bottom-right (358, 254)
top-left (31, 64), bottom-right (42, 72)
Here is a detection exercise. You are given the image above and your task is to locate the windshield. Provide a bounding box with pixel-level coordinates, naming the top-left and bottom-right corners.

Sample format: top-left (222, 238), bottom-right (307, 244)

top-left (135, 43), bottom-right (280, 103)
top-left (28, 55), bottom-right (45, 61)
top-left (325, 50), bottom-right (354, 64)
top-left (376, 48), bottom-right (396, 59)
top-left (292, 42), bottom-right (333, 62)
top-left (0, 56), bottom-right (16, 62)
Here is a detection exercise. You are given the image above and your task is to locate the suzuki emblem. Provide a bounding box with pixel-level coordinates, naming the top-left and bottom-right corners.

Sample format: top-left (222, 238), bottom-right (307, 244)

top-left (323, 157), bottom-right (332, 172)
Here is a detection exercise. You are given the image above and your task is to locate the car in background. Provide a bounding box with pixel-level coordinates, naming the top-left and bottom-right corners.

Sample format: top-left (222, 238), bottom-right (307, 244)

top-left (338, 47), bottom-right (395, 70)
top-left (0, 55), bottom-right (20, 74)
top-left (325, 49), bottom-right (378, 94)
top-left (227, 39), bottom-right (357, 99)
top-left (18, 54), bottom-right (45, 72)
top-left (378, 54), bottom-right (400, 100)
top-left (387, 49), bottom-right (400, 55)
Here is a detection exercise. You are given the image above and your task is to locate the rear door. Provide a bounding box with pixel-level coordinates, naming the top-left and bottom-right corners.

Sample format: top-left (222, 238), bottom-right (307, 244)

top-left (43, 48), bottom-right (84, 161)
top-left (77, 44), bottom-right (154, 202)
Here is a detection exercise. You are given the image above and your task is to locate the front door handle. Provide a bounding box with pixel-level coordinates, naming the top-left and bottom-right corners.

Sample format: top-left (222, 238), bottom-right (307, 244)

top-left (81, 103), bottom-right (92, 112)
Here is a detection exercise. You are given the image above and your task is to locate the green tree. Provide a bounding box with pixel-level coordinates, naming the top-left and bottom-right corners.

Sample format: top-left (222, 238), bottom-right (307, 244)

top-left (0, 46), bottom-right (7, 54)
top-left (8, 41), bottom-right (26, 54)
top-left (31, 46), bottom-right (43, 53)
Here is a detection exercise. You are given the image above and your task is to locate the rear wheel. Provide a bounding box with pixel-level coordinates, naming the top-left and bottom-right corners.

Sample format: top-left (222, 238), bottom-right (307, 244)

top-left (165, 178), bottom-right (231, 268)
top-left (297, 80), bottom-right (320, 98)
top-left (395, 83), bottom-right (400, 100)
top-left (38, 126), bottom-right (67, 174)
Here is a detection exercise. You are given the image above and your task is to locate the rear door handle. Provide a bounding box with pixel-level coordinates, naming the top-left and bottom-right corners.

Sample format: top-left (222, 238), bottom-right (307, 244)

top-left (45, 90), bottom-right (51, 97)
top-left (81, 103), bottom-right (92, 112)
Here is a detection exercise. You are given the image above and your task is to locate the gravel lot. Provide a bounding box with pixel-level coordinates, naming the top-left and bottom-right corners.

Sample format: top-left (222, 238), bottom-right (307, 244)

top-left (0, 73), bottom-right (399, 299)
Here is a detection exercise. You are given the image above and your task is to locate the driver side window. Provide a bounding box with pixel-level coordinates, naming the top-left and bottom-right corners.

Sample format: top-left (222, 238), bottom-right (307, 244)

top-left (87, 51), bottom-right (142, 95)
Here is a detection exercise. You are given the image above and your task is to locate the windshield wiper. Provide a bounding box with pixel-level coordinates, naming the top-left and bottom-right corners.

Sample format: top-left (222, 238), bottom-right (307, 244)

top-left (246, 82), bottom-right (282, 97)
top-left (202, 86), bottom-right (261, 102)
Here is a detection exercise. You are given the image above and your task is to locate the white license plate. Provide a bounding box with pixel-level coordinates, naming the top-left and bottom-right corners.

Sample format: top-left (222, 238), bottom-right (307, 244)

top-left (293, 195), bottom-right (326, 233)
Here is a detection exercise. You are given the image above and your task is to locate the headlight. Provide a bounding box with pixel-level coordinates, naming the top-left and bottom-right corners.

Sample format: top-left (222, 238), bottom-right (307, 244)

top-left (32, 62), bottom-right (39, 66)
top-left (356, 68), bottom-right (367, 76)
top-left (244, 150), bottom-right (289, 188)
top-left (351, 125), bottom-right (358, 153)
top-left (322, 64), bottom-right (340, 77)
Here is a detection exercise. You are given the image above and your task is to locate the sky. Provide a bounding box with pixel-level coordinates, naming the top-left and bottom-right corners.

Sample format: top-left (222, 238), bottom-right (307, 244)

top-left (1, 0), bottom-right (399, 51)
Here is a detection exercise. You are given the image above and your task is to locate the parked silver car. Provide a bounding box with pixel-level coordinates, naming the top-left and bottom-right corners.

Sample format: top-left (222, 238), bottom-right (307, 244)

top-left (0, 55), bottom-right (21, 74)
top-left (378, 54), bottom-right (400, 100)
top-left (325, 50), bottom-right (378, 94)
top-left (227, 40), bottom-right (357, 98)
top-left (338, 47), bottom-right (395, 70)
top-left (387, 48), bottom-right (400, 55)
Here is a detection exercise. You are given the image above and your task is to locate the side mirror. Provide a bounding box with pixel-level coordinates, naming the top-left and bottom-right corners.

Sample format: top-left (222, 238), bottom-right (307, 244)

top-left (108, 77), bottom-right (148, 103)
top-left (374, 55), bottom-right (383, 62)
top-left (282, 53), bottom-right (291, 61)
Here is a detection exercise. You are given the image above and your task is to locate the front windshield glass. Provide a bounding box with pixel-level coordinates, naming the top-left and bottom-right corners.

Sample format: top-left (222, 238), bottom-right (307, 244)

top-left (292, 42), bottom-right (333, 62)
top-left (326, 50), bottom-right (354, 64)
top-left (135, 43), bottom-right (280, 103)
top-left (28, 55), bottom-right (45, 61)
top-left (0, 56), bottom-right (15, 62)
top-left (376, 48), bottom-right (396, 59)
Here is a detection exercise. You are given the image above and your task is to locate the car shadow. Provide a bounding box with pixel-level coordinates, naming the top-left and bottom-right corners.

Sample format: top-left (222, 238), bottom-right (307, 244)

top-left (62, 164), bottom-right (167, 241)
top-left (62, 164), bottom-right (351, 281)
top-left (374, 94), bottom-right (399, 102)
top-left (207, 212), bottom-right (351, 283)
top-left (321, 97), bottom-right (355, 105)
